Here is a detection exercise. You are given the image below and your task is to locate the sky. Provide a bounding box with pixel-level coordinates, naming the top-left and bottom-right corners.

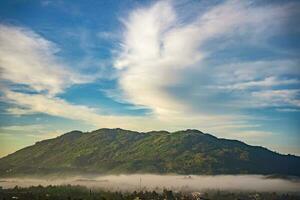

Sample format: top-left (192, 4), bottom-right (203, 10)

top-left (0, 0), bottom-right (299, 158)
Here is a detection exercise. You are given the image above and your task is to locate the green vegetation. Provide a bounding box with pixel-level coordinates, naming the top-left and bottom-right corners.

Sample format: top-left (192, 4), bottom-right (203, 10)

top-left (0, 185), bottom-right (299, 200)
top-left (0, 128), bottom-right (299, 176)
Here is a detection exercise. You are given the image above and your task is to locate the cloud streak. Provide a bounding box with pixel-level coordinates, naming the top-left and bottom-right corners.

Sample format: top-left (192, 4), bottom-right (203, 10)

top-left (0, 23), bottom-right (253, 138)
top-left (114, 0), bottom-right (300, 117)
top-left (0, 25), bottom-right (94, 96)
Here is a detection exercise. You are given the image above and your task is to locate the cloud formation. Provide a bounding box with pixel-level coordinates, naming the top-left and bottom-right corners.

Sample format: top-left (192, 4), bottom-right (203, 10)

top-left (0, 23), bottom-right (244, 135)
top-left (0, 25), bottom-right (93, 95)
top-left (114, 0), bottom-right (300, 117)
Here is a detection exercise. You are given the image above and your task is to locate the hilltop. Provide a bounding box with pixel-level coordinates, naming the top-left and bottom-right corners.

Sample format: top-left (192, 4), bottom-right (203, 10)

top-left (0, 128), bottom-right (299, 176)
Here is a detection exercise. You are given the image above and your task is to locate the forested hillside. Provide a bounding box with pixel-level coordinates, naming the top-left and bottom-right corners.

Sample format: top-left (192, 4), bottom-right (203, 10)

top-left (0, 128), bottom-right (299, 176)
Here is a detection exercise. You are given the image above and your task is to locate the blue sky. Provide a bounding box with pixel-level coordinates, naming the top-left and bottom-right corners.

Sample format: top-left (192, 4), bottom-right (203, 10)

top-left (0, 0), bottom-right (299, 157)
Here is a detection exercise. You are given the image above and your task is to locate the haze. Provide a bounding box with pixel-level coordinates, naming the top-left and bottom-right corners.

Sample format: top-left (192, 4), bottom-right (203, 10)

top-left (1, 174), bottom-right (300, 193)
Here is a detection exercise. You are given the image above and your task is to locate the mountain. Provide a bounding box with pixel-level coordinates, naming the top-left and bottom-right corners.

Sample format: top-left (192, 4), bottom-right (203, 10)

top-left (0, 128), bottom-right (299, 177)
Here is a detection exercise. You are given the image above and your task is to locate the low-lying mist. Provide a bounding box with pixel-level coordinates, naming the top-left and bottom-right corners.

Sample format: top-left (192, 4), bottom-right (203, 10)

top-left (1, 174), bottom-right (299, 193)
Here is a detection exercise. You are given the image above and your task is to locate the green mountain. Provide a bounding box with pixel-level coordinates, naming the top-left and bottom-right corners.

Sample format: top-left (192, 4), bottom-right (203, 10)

top-left (0, 128), bottom-right (299, 177)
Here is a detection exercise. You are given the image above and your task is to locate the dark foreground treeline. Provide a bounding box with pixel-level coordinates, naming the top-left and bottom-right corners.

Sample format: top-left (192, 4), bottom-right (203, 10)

top-left (0, 185), bottom-right (299, 200)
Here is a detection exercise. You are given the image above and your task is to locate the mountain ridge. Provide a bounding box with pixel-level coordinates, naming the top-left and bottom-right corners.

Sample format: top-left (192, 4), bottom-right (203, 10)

top-left (0, 128), bottom-right (299, 177)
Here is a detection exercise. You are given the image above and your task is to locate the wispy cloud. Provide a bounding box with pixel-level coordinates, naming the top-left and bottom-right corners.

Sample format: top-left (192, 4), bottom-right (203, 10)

top-left (3, 89), bottom-right (252, 135)
top-left (276, 108), bottom-right (300, 112)
top-left (4, 107), bottom-right (37, 116)
top-left (214, 60), bottom-right (300, 84)
top-left (0, 124), bottom-right (45, 131)
top-left (217, 77), bottom-right (299, 90)
top-left (0, 24), bottom-right (94, 96)
top-left (251, 89), bottom-right (300, 107)
top-left (114, 0), bottom-right (300, 116)
top-left (0, 23), bottom-right (247, 135)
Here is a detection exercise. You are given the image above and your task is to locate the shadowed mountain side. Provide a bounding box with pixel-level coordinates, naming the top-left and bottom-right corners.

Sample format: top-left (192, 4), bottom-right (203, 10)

top-left (0, 128), bottom-right (299, 177)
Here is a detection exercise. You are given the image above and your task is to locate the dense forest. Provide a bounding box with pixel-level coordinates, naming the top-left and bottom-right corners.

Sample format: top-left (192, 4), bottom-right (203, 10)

top-left (0, 185), bottom-right (299, 200)
top-left (1, 128), bottom-right (300, 177)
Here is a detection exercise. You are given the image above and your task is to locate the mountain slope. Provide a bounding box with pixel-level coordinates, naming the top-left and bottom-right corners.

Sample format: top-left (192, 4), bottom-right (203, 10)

top-left (0, 128), bottom-right (299, 176)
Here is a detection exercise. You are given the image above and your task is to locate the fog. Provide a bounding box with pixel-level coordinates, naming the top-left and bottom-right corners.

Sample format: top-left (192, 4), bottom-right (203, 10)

top-left (1, 174), bottom-right (300, 193)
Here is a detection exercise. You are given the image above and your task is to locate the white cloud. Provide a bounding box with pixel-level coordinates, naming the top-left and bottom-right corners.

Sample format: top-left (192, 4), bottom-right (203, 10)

top-left (251, 89), bottom-right (300, 107)
top-left (0, 124), bottom-right (66, 139)
top-left (0, 23), bottom-right (247, 135)
top-left (3, 90), bottom-right (103, 125)
top-left (204, 59), bottom-right (300, 109)
top-left (276, 108), bottom-right (300, 112)
top-left (214, 60), bottom-right (300, 83)
top-left (3, 89), bottom-right (253, 134)
top-left (4, 107), bottom-right (37, 116)
top-left (0, 24), bottom-right (94, 96)
top-left (114, 0), bottom-right (298, 117)
top-left (0, 124), bottom-right (46, 132)
top-left (217, 76), bottom-right (299, 90)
